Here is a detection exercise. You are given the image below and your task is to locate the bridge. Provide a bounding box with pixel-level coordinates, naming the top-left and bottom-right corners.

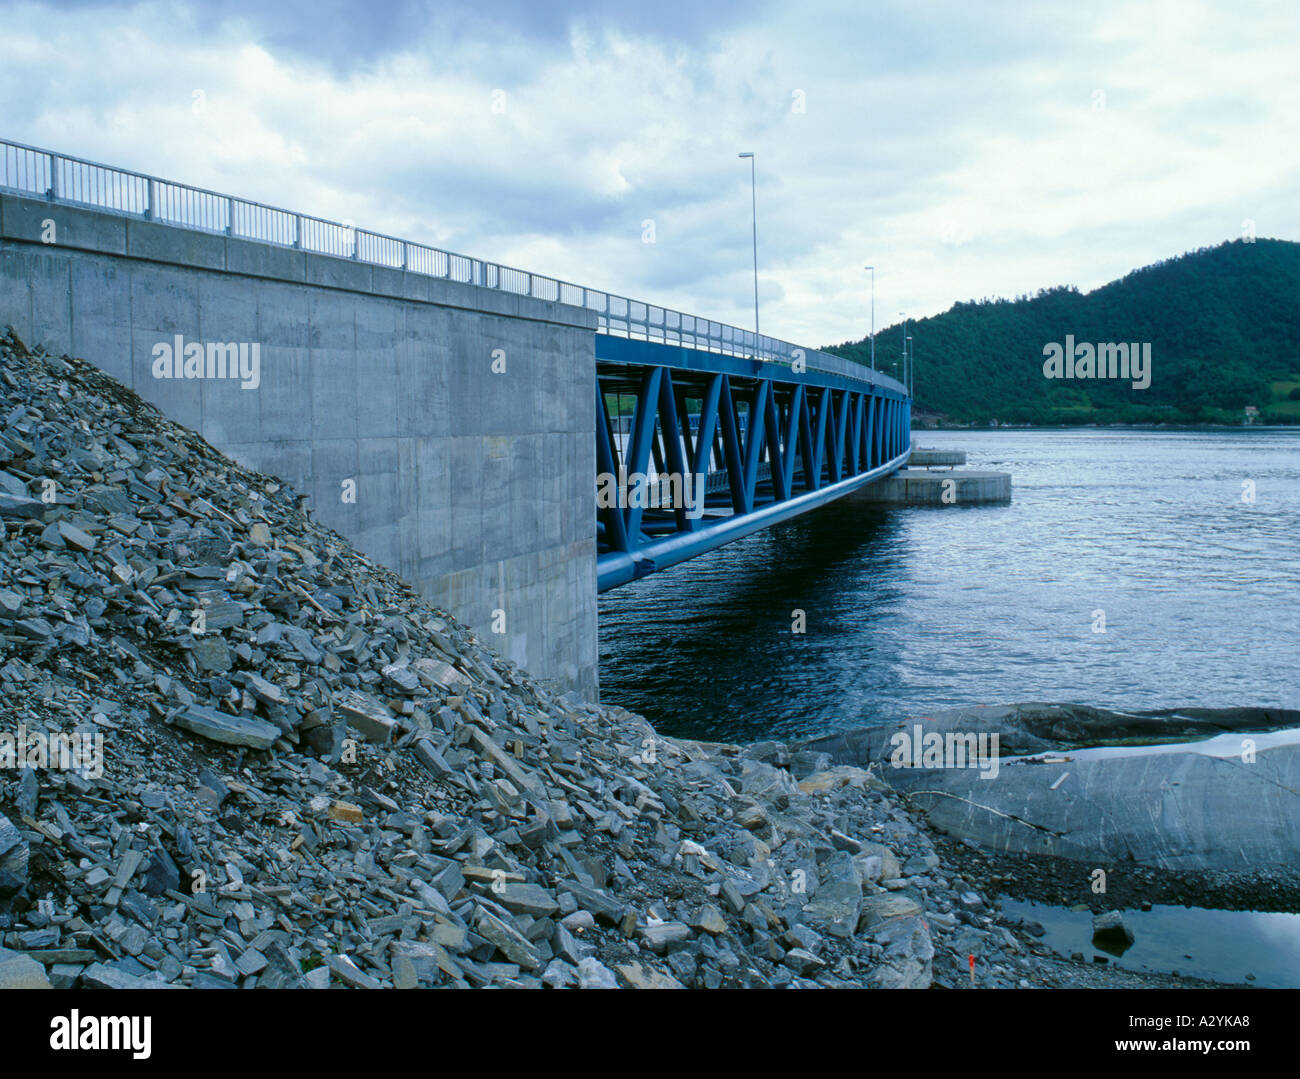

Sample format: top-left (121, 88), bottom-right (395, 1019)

top-left (0, 137), bottom-right (910, 696)
top-left (596, 337), bottom-right (908, 589)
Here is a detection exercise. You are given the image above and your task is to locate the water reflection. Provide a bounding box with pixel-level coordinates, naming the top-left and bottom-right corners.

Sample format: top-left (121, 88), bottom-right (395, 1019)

top-left (1000, 897), bottom-right (1300, 988)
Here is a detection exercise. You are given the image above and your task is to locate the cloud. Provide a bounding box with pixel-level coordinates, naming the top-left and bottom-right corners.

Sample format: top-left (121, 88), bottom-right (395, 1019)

top-left (0, 0), bottom-right (1296, 348)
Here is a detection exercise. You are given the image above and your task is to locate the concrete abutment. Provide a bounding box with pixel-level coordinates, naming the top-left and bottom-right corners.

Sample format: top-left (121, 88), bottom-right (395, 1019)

top-left (0, 191), bottom-right (599, 698)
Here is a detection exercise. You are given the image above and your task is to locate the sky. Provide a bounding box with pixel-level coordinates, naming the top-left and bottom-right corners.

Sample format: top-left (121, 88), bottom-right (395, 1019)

top-left (1, 0), bottom-right (1297, 348)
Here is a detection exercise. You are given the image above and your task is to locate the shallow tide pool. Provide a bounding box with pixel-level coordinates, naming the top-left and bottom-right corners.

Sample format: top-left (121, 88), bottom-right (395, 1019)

top-left (998, 896), bottom-right (1300, 988)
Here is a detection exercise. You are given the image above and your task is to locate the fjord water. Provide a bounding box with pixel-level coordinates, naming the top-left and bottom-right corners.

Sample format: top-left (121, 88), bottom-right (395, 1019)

top-left (597, 427), bottom-right (1300, 745)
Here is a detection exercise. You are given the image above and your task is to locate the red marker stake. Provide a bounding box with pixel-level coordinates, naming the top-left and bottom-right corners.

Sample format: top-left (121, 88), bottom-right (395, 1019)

top-left (969, 954), bottom-right (976, 985)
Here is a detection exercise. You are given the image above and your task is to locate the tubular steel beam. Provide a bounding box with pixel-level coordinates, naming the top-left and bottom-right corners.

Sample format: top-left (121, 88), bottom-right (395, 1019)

top-left (596, 335), bottom-right (910, 591)
top-left (597, 449), bottom-right (911, 591)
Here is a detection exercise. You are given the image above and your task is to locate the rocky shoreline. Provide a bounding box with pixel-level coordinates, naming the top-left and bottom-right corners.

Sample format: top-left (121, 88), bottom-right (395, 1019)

top-left (934, 836), bottom-right (1300, 917)
top-left (0, 329), bottom-right (1278, 990)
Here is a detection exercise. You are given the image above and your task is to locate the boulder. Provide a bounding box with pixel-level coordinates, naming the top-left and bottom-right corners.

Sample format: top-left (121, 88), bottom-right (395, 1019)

top-left (801, 879), bottom-right (862, 939)
top-left (1092, 910), bottom-right (1135, 953)
top-left (0, 946), bottom-right (50, 989)
top-left (869, 916), bottom-right (934, 989)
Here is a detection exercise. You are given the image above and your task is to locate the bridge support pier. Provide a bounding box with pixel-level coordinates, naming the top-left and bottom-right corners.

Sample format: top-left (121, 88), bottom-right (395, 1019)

top-left (0, 190), bottom-right (601, 697)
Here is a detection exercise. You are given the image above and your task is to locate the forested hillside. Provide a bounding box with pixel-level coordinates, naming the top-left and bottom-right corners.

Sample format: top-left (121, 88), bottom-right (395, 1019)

top-left (825, 238), bottom-right (1300, 425)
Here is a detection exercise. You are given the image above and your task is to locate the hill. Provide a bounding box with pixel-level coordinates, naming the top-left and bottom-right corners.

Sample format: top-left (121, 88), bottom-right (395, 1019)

top-left (824, 238), bottom-right (1300, 426)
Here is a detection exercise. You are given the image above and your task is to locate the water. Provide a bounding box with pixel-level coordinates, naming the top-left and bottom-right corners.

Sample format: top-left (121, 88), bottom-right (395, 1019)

top-left (998, 897), bottom-right (1300, 988)
top-left (597, 428), bottom-right (1300, 744)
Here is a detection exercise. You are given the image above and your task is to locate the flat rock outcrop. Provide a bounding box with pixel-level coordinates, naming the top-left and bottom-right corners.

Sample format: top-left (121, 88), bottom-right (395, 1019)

top-left (796, 704), bottom-right (1300, 873)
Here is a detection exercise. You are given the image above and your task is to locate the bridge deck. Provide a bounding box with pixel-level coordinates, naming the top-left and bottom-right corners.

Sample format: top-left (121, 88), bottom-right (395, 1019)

top-left (596, 335), bottom-right (911, 590)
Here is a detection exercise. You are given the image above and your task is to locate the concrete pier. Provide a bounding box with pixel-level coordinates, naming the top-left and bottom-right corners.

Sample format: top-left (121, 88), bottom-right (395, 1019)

top-left (908, 446), bottom-right (966, 467)
top-left (0, 190), bottom-right (599, 696)
top-left (853, 468), bottom-right (1011, 505)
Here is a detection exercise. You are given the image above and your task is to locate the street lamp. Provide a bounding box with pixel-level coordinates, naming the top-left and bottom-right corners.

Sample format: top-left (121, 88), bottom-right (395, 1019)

top-left (864, 265), bottom-right (875, 372)
top-left (905, 335), bottom-right (913, 396)
top-left (899, 311), bottom-right (907, 388)
top-left (738, 152), bottom-right (759, 342)
top-left (908, 330), bottom-right (915, 396)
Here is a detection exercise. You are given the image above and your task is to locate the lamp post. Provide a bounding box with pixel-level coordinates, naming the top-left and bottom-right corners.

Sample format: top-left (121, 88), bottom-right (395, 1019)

top-left (908, 330), bottom-right (915, 396)
top-left (864, 265), bottom-right (875, 372)
top-left (899, 311), bottom-right (907, 387)
top-left (738, 152), bottom-right (759, 343)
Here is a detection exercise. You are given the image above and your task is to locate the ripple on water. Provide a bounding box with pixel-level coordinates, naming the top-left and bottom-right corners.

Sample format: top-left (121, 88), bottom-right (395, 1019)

top-left (598, 428), bottom-right (1300, 745)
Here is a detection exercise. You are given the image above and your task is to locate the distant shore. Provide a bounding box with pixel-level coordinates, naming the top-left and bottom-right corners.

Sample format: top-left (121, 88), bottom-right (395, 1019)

top-left (912, 422), bottom-right (1300, 431)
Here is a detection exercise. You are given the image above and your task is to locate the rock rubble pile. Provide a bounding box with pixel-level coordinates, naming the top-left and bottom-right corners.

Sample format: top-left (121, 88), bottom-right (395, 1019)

top-left (0, 328), bottom-right (1059, 989)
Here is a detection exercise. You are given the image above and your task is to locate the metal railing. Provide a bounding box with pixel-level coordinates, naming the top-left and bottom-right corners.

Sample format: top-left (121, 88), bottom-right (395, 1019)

top-left (0, 137), bottom-right (892, 389)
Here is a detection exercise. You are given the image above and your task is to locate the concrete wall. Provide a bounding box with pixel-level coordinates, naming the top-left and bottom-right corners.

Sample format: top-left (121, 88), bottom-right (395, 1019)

top-left (0, 192), bottom-right (599, 697)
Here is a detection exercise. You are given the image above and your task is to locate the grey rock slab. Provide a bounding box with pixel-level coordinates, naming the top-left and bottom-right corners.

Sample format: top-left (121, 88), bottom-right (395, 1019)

top-left (553, 923), bottom-right (595, 964)
top-left (690, 903), bottom-right (727, 935)
top-left (190, 636), bottom-right (231, 673)
top-left (783, 948), bottom-right (825, 976)
top-left (335, 691), bottom-right (397, 745)
top-left (325, 954), bottom-right (384, 990)
top-left (739, 758), bottom-right (800, 804)
top-left (80, 962), bottom-right (177, 989)
top-left (0, 812), bottom-right (28, 884)
top-left (57, 520), bottom-right (97, 551)
top-left (868, 916), bottom-right (934, 989)
top-left (494, 883), bottom-right (559, 918)
top-left (17, 767), bottom-right (38, 817)
top-left (638, 921), bottom-right (691, 954)
top-left (542, 958), bottom-right (576, 988)
top-left (304, 967), bottom-right (332, 989)
top-left (281, 626), bottom-right (322, 664)
top-left (0, 946), bottom-right (51, 988)
top-left (468, 726), bottom-right (544, 797)
top-left (381, 663), bottom-right (421, 695)
top-left (475, 907), bottom-right (542, 971)
top-left (0, 470), bottom-right (29, 496)
top-left (576, 957), bottom-right (619, 989)
top-left (413, 737), bottom-right (454, 777)
top-left (172, 705), bottom-right (280, 749)
top-left (857, 842), bottom-right (901, 881)
top-left (801, 880), bottom-right (862, 940)
top-left (239, 672), bottom-right (283, 705)
top-left (391, 953), bottom-right (418, 990)
top-left (559, 880), bottom-right (623, 925)
top-left (0, 492), bottom-right (43, 519)
top-left (616, 961), bottom-right (686, 988)
top-left (858, 894), bottom-right (923, 933)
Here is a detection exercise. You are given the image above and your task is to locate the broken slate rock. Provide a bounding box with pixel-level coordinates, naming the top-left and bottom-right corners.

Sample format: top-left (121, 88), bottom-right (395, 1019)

top-left (172, 705), bottom-right (280, 750)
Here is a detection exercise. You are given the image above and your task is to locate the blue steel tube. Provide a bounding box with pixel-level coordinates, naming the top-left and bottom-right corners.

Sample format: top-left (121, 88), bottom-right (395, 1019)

top-left (597, 446), bottom-right (912, 591)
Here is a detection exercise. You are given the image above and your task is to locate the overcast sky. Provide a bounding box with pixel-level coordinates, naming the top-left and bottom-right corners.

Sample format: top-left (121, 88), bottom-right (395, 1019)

top-left (2, 0), bottom-right (1296, 346)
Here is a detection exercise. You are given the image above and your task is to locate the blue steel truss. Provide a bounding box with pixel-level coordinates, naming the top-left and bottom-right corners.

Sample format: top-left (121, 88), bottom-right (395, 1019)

top-left (596, 335), bottom-right (911, 591)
